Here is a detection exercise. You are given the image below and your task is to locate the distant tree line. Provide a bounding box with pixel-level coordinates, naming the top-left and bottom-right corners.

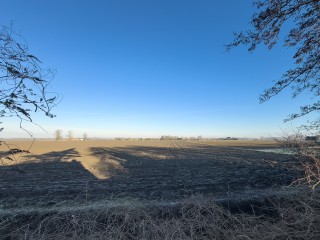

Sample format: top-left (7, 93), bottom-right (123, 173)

top-left (54, 129), bottom-right (88, 141)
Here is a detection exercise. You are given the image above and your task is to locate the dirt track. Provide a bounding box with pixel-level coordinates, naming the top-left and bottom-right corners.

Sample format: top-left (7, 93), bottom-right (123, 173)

top-left (0, 140), bottom-right (302, 207)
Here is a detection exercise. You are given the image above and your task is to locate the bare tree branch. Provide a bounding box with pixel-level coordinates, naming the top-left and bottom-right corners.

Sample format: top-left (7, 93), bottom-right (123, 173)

top-left (0, 25), bottom-right (59, 132)
top-left (227, 0), bottom-right (320, 128)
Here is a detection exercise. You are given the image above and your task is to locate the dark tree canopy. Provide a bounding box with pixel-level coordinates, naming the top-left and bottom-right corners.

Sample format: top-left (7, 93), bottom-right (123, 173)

top-left (0, 25), bottom-right (58, 132)
top-left (227, 0), bottom-right (320, 127)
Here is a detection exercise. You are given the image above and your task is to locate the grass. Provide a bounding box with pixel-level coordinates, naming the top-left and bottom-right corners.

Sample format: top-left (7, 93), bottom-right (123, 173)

top-left (1, 191), bottom-right (320, 240)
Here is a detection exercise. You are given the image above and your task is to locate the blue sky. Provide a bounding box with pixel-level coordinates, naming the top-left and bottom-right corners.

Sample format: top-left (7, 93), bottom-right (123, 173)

top-left (0, 0), bottom-right (312, 138)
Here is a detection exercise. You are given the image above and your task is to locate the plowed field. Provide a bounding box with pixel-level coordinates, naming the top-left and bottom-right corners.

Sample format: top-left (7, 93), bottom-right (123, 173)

top-left (0, 140), bottom-right (301, 207)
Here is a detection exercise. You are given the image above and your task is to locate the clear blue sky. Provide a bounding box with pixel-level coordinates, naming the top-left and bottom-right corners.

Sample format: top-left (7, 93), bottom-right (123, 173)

top-left (0, 0), bottom-right (311, 138)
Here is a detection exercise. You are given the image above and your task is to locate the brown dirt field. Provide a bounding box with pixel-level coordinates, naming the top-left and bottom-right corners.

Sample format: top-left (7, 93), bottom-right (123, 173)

top-left (0, 139), bottom-right (301, 208)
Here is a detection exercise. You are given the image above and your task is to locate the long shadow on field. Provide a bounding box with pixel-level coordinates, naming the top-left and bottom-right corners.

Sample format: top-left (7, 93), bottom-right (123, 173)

top-left (0, 148), bottom-right (97, 205)
top-left (87, 144), bottom-right (303, 201)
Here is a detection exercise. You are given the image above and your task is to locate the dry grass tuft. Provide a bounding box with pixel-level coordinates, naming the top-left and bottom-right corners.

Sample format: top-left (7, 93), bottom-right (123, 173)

top-left (1, 192), bottom-right (320, 240)
top-left (277, 133), bottom-right (320, 190)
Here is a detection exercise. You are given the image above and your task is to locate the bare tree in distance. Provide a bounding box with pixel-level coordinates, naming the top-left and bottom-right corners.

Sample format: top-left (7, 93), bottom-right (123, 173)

top-left (227, 0), bottom-right (320, 130)
top-left (55, 129), bottom-right (63, 141)
top-left (83, 132), bottom-right (88, 140)
top-left (67, 130), bottom-right (74, 141)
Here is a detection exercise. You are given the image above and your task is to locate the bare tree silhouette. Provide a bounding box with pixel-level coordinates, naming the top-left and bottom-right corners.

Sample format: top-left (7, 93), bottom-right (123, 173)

top-left (55, 129), bottom-right (63, 141)
top-left (227, 0), bottom-right (320, 129)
